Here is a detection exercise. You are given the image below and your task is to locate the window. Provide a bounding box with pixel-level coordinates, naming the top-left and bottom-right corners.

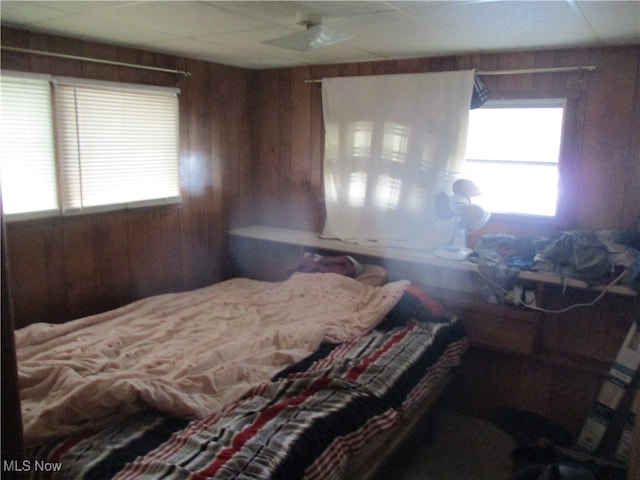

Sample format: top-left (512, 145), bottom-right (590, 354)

top-left (0, 72), bottom-right (181, 220)
top-left (463, 98), bottom-right (565, 217)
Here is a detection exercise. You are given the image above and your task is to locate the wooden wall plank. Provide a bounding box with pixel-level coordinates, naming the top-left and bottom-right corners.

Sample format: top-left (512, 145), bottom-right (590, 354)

top-left (623, 52), bottom-right (640, 229)
top-left (309, 76), bottom-right (325, 232)
top-left (255, 70), bottom-right (282, 227)
top-left (224, 69), bottom-right (254, 231)
top-left (127, 212), bottom-right (154, 299)
top-left (159, 209), bottom-right (184, 292)
top-left (6, 225), bottom-right (50, 329)
top-left (278, 69), bottom-right (293, 227)
top-left (62, 218), bottom-right (99, 321)
top-left (81, 41), bottom-right (119, 81)
top-left (496, 51), bottom-right (536, 92)
top-left (92, 215), bottom-right (131, 313)
top-left (290, 67), bottom-right (314, 230)
top-left (531, 50), bottom-right (555, 91)
top-left (42, 222), bottom-right (69, 324)
top-left (578, 48), bottom-right (639, 228)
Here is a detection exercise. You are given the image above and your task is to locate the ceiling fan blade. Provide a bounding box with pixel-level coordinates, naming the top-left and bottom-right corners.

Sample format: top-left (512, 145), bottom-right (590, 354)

top-left (262, 25), bottom-right (353, 51)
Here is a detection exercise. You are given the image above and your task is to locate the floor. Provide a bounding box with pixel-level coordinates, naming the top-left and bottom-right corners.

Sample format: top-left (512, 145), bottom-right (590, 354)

top-left (374, 409), bottom-right (517, 480)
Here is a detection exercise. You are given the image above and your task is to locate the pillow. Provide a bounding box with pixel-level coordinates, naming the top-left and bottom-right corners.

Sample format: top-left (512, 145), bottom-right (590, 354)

top-left (377, 284), bottom-right (447, 330)
top-left (294, 253), bottom-right (361, 277)
top-left (293, 253), bottom-right (387, 285)
top-left (355, 264), bottom-right (387, 286)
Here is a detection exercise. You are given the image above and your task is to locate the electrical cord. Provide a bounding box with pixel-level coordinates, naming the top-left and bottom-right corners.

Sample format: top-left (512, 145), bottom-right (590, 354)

top-left (474, 267), bottom-right (630, 314)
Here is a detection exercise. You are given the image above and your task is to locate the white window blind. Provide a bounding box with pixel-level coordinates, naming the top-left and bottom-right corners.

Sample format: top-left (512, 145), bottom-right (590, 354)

top-left (0, 74), bottom-right (59, 219)
top-left (0, 72), bottom-right (181, 220)
top-left (55, 79), bottom-right (181, 214)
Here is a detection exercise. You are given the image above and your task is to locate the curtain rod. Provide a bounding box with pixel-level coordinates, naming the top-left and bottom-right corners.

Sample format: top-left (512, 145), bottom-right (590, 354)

top-left (1, 46), bottom-right (192, 77)
top-left (303, 65), bottom-right (596, 83)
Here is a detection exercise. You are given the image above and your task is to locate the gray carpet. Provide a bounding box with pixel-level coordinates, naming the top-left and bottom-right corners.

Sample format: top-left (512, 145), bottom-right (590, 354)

top-left (374, 409), bottom-right (516, 480)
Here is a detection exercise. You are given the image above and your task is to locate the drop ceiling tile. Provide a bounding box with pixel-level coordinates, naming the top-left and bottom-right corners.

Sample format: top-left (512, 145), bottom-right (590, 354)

top-left (330, 11), bottom-right (463, 57)
top-left (26, 13), bottom-right (174, 46)
top-left (280, 1), bottom-right (397, 18)
top-left (141, 35), bottom-right (297, 68)
top-left (210, 1), bottom-right (397, 26)
top-left (293, 43), bottom-right (384, 65)
top-left (199, 25), bottom-right (304, 48)
top-left (1, 1), bottom-right (74, 25)
top-left (576, 1), bottom-right (640, 44)
top-left (86, 2), bottom-right (269, 37)
top-left (206, 1), bottom-right (310, 25)
top-left (23, 1), bottom-right (138, 14)
top-left (404, 1), bottom-right (598, 51)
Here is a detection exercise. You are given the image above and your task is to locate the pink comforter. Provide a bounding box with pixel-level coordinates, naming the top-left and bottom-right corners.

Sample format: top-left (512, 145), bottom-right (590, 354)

top-left (16, 273), bottom-right (408, 446)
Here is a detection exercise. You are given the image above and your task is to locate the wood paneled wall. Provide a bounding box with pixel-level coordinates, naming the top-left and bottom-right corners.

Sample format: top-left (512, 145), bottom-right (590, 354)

top-left (1, 28), bottom-right (255, 328)
top-left (3, 30), bottom-right (637, 327)
top-left (252, 47), bottom-right (640, 236)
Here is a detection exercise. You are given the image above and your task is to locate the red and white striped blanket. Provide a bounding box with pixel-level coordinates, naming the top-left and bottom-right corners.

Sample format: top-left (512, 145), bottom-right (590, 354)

top-left (28, 314), bottom-right (468, 479)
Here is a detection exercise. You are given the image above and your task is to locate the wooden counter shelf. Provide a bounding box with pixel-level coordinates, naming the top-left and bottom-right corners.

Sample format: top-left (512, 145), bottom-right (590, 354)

top-left (229, 225), bottom-right (637, 297)
top-left (230, 224), bottom-right (636, 358)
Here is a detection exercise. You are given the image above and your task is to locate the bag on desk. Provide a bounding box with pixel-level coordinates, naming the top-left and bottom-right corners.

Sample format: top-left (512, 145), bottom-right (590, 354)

top-left (539, 231), bottom-right (610, 281)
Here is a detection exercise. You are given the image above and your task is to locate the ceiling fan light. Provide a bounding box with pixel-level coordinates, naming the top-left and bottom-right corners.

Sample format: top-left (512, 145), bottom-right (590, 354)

top-left (262, 24), bottom-right (354, 51)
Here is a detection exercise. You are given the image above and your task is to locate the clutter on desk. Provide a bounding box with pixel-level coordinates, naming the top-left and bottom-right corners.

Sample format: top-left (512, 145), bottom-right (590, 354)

top-left (470, 229), bottom-right (640, 306)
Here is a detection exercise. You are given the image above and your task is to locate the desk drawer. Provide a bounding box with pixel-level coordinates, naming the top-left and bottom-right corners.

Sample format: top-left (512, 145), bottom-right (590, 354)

top-left (458, 307), bottom-right (540, 355)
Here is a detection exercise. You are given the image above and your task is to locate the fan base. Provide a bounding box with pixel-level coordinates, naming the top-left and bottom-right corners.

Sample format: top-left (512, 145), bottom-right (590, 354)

top-left (434, 245), bottom-right (473, 261)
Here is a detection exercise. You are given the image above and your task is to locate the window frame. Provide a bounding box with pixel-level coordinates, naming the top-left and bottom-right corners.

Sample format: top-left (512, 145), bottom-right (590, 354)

top-left (0, 70), bottom-right (182, 222)
top-left (463, 97), bottom-right (567, 219)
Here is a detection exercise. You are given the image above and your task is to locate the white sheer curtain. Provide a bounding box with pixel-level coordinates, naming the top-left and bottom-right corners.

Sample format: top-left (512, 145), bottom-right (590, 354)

top-left (322, 70), bottom-right (475, 249)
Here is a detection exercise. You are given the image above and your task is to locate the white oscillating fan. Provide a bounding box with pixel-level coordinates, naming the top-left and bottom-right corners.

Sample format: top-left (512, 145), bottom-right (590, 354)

top-left (432, 177), bottom-right (490, 261)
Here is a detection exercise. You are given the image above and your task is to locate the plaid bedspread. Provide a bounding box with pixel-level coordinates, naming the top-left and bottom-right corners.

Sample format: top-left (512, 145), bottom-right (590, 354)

top-left (27, 318), bottom-right (467, 480)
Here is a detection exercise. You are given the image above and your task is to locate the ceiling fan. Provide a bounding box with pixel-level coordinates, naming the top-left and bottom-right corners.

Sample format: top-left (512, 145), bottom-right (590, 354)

top-left (262, 15), bottom-right (354, 51)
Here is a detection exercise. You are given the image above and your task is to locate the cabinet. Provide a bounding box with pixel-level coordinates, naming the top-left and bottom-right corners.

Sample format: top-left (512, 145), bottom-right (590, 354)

top-left (453, 301), bottom-right (540, 355)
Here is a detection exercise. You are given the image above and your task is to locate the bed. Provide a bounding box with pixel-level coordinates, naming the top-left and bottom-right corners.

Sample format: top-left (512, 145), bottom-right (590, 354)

top-left (16, 268), bottom-right (468, 479)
